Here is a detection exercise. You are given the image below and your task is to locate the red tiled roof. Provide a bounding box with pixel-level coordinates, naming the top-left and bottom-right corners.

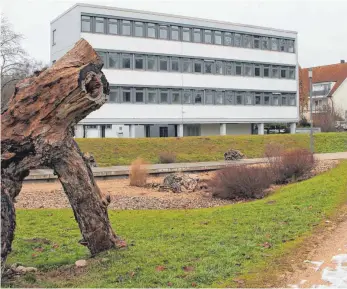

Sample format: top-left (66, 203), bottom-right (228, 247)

top-left (300, 62), bottom-right (347, 97)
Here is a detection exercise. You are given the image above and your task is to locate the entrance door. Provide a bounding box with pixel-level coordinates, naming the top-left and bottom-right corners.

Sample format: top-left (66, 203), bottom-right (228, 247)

top-left (159, 127), bottom-right (168, 137)
top-left (101, 125), bottom-right (106, 138)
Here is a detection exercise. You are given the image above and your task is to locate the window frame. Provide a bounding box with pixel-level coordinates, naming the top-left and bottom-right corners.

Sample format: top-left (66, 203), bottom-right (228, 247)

top-left (225, 91), bottom-right (234, 105)
top-left (146, 55), bottom-right (157, 71)
top-left (215, 90), bottom-right (224, 105)
top-left (193, 90), bottom-right (204, 104)
top-left (235, 92), bottom-right (244, 105)
top-left (81, 15), bottom-right (92, 32)
top-left (204, 29), bottom-right (212, 44)
top-left (254, 92), bottom-right (262, 105)
top-left (108, 18), bottom-right (119, 35)
top-left (261, 37), bottom-right (269, 50)
top-left (289, 67), bottom-right (295, 79)
top-left (171, 89), bottom-right (181, 104)
top-left (108, 52), bottom-right (119, 69)
top-left (280, 67), bottom-right (288, 79)
top-left (182, 58), bottom-right (193, 73)
top-left (146, 89), bottom-right (158, 104)
top-left (263, 93), bottom-right (271, 105)
top-left (244, 63), bottom-right (253, 77)
top-left (159, 57), bottom-right (169, 71)
top-left (159, 89), bottom-right (169, 103)
top-left (272, 65), bottom-right (280, 78)
top-left (134, 21), bottom-right (145, 37)
top-left (272, 93), bottom-right (280, 106)
top-left (235, 62), bottom-right (243, 76)
top-left (170, 25), bottom-right (180, 41)
top-left (135, 88), bottom-right (145, 103)
top-left (182, 27), bottom-right (191, 42)
top-left (194, 59), bottom-right (203, 73)
top-left (215, 61), bottom-right (224, 75)
top-left (52, 29), bottom-right (56, 46)
top-left (109, 88), bottom-right (120, 103)
top-left (243, 34), bottom-right (252, 48)
top-left (253, 36), bottom-right (260, 49)
top-left (171, 57), bottom-right (180, 72)
top-left (193, 28), bottom-right (202, 43)
top-left (95, 17), bottom-right (105, 34)
top-left (271, 37), bottom-right (278, 51)
top-left (204, 60), bottom-right (214, 74)
top-left (159, 25), bottom-right (169, 40)
top-left (182, 90), bottom-right (192, 104)
top-left (214, 31), bottom-right (222, 45)
top-left (134, 55), bottom-right (145, 70)
top-left (121, 87), bottom-right (132, 103)
top-left (224, 32), bottom-right (233, 46)
top-left (147, 23), bottom-right (157, 38)
top-left (234, 33), bottom-right (242, 47)
top-left (121, 20), bottom-right (132, 36)
top-left (121, 53), bottom-right (132, 69)
top-left (225, 62), bottom-right (233, 75)
top-left (254, 64), bottom-right (261, 77)
top-left (244, 92), bottom-right (254, 105)
top-left (205, 90), bottom-right (214, 105)
top-left (263, 65), bottom-right (270, 77)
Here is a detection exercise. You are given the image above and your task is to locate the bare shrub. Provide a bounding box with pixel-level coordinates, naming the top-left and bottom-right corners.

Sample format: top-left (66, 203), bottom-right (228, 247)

top-left (129, 158), bottom-right (148, 187)
top-left (158, 152), bottom-right (176, 164)
top-left (209, 165), bottom-right (273, 200)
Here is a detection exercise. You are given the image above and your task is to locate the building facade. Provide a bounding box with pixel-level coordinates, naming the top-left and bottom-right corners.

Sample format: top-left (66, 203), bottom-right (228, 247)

top-left (50, 3), bottom-right (299, 138)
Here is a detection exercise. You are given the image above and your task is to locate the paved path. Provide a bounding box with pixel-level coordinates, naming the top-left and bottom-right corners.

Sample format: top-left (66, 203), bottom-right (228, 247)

top-left (26, 152), bottom-right (347, 181)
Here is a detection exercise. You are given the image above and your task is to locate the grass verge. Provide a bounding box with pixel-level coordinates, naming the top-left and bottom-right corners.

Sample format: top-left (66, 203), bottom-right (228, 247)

top-left (4, 161), bottom-right (347, 288)
top-left (76, 132), bottom-right (347, 166)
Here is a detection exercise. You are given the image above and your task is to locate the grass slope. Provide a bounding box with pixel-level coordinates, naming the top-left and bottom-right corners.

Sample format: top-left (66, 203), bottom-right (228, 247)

top-left (5, 161), bottom-right (347, 288)
top-left (76, 132), bottom-right (347, 166)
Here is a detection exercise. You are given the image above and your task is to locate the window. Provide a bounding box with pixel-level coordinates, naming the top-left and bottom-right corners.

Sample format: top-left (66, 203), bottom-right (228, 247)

top-left (215, 91), bottom-right (224, 104)
top-left (271, 38), bottom-right (278, 51)
top-left (214, 31), bottom-right (222, 45)
top-left (289, 68), bottom-right (295, 79)
top-left (86, 125), bottom-right (97, 129)
top-left (205, 90), bottom-right (214, 104)
top-left (52, 29), bottom-right (56, 46)
top-left (135, 55), bottom-right (144, 70)
top-left (135, 22), bottom-right (144, 37)
top-left (95, 17), bottom-right (105, 33)
top-left (215, 61), bottom-right (223, 74)
top-left (171, 90), bottom-right (181, 104)
top-left (147, 23), bottom-right (156, 38)
top-left (272, 94), bottom-right (280, 105)
top-left (234, 33), bottom-right (242, 47)
top-left (245, 93), bottom-right (253, 105)
top-left (244, 64), bottom-right (252, 76)
top-left (121, 20), bottom-right (131, 36)
top-left (264, 93), bottom-right (270, 105)
top-left (281, 67), bottom-right (287, 78)
top-left (183, 90), bottom-right (191, 103)
top-left (159, 127), bottom-right (168, 137)
top-left (121, 54), bottom-right (132, 69)
top-left (204, 30), bottom-right (212, 43)
top-left (272, 66), bottom-right (280, 78)
top-left (183, 59), bottom-right (192, 73)
top-left (225, 91), bottom-right (233, 104)
top-left (108, 19), bottom-right (118, 34)
top-left (171, 58), bottom-right (180, 72)
top-left (98, 52), bottom-right (107, 65)
top-left (147, 56), bottom-right (157, 71)
top-left (171, 26), bottom-right (179, 40)
top-left (122, 88), bottom-right (131, 103)
top-left (255, 93), bottom-right (262, 105)
top-left (204, 61), bottom-right (213, 74)
top-left (253, 36), bottom-right (260, 49)
top-left (279, 39), bottom-right (286, 52)
top-left (288, 40), bottom-right (295, 53)
top-left (159, 25), bottom-right (168, 39)
top-left (182, 27), bottom-right (191, 41)
top-left (109, 89), bottom-right (119, 102)
top-left (193, 29), bottom-right (202, 42)
top-left (263, 65), bottom-right (270, 77)
top-left (281, 95), bottom-right (287, 106)
top-left (225, 62), bottom-right (233, 75)
top-left (160, 90), bottom-right (169, 103)
top-left (147, 90), bottom-right (157, 103)
top-left (108, 52), bottom-right (118, 68)
top-left (261, 37), bottom-right (269, 50)
top-left (243, 34), bottom-right (252, 48)
top-left (224, 32), bottom-right (232, 46)
top-left (193, 90), bottom-right (203, 104)
top-left (289, 95), bottom-right (296, 106)
top-left (235, 63), bottom-right (242, 76)
top-left (254, 65), bottom-right (261, 77)
top-left (236, 92), bottom-right (243, 105)
top-left (159, 58), bottom-right (168, 71)
top-left (81, 16), bottom-right (91, 32)
top-left (135, 89), bottom-right (144, 102)
top-left (194, 60), bottom-right (203, 73)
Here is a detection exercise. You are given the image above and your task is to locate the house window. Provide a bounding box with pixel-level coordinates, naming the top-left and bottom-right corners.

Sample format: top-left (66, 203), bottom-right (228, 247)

top-left (108, 52), bottom-right (118, 68)
top-left (183, 90), bottom-right (192, 103)
top-left (264, 94), bottom-right (270, 105)
top-left (235, 63), bottom-right (242, 75)
top-left (281, 95), bottom-right (288, 106)
top-left (52, 29), bottom-right (56, 46)
top-left (81, 16), bottom-right (91, 32)
top-left (243, 34), bottom-right (252, 48)
top-left (121, 54), bottom-right (132, 69)
top-left (204, 30), bottom-right (212, 43)
top-left (271, 38), bottom-right (278, 51)
top-left (204, 61), bottom-right (214, 74)
top-left (193, 29), bottom-right (202, 43)
top-left (135, 22), bottom-right (144, 37)
top-left (215, 61), bottom-right (223, 74)
top-left (95, 17), bottom-right (105, 33)
top-left (135, 55), bottom-right (144, 70)
top-left (159, 25), bottom-right (168, 39)
top-left (288, 40), bottom-right (295, 53)
top-left (225, 62), bottom-right (233, 75)
top-left (183, 59), bottom-right (192, 73)
top-left (263, 65), bottom-right (270, 77)
top-left (205, 90), bottom-right (214, 104)
top-left (236, 92), bottom-right (243, 105)
top-left (254, 65), bottom-right (261, 77)
top-left (147, 56), bottom-right (157, 71)
top-left (171, 26), bottom-right (179, 40)
top-left (255, 93), bottom-right (262, 105)
top-left (159, 127), bottom-right (169, 137)
top-left (160, 90), bottom-right (169, 103)
top-left (244, 64), bottom-right (252, 76)
top-left (215, 91), bottom-right (224, 104)
top-left (289, 95), bottom-right (296, 106)
top-left (272, 94), bottom-right (280, 105)
top-left (171, 90), bottom-right (181, 104)
top-left (253, 36), bottom-right (260, 49)
top-left (261, 37), bottom-right (269, 50)
top-left (122, 88), bottom-right (131, 103)
top-left (171, 58), bottom-right (180, 72)
top-left (289, 68), bottom-right (295, 79)
top-left (214, 31), bottom-right (222, 45)
top-left (147, 23), bottom-right (156, 38)
top-left (194, 90), bottom-right (203, 104)
top-left (147, 90), bottom-right (157, 103)
top-left (121, 20), bottom-right (132, 36)
top-left (281, 67), bottom-right (287, 78)
top-left (272, 66), bottom-right (280, 78)
top-left (194, 60), bottom-right (203, 73)
top-left (135, 89), bottom-right (144, 102)
top-left (234, 33), bottom-right (242, 47)
top-left (225, 91), bottom-right (233, 105)
top-left (182, 27), bottom-right (191, 41)
top-left (245, 93), bottom-right (253, 105)
top-left (108, 19), bottom-right (118, 34)
top-left (159, 58), bottom-right (168, 71)
top-left (109, 89), bottom-right (119, 102)
top-left (279, 39), bottom-right (286, 52)
top-left (97, 52), bottom-right (107, 65)
top-left (224, 32), bottom-right (232, 46)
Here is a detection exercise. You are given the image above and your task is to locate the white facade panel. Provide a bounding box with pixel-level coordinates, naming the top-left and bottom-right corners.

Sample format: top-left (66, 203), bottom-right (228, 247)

top-left (226, 123), bottom-right (252, 135)
top-left (332, 79), bottom-right (347, 120)
top-left (200, 124), bottom-right (220, 136)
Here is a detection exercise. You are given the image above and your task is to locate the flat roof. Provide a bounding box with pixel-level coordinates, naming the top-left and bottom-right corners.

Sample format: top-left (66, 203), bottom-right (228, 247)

top-left (51, 3), bottom-right (297, 35)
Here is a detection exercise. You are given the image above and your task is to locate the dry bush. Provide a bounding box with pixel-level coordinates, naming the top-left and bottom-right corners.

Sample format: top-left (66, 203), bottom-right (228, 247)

top-left (158, 151), bottom-right (177, 164)
top-left (209, 165), bottom-right (273, 200)
top-left (129, 158), bottom-right (148, 187)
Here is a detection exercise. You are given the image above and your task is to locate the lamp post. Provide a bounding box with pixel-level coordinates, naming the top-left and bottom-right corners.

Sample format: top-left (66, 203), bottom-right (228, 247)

top-left (308, 68), bottom-right (314, 153)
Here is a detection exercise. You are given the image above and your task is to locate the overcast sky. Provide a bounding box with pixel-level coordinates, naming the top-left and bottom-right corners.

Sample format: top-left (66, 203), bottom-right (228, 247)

top-left (1, 0), bottom-right (346, 67)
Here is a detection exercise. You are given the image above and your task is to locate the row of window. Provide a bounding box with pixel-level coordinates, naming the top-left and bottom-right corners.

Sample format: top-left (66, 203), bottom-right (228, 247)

top-left (98, 51), bottom-right (296, 79)
top-left (107, 87), bottom-right (297, 106)
top-left (81, 15), bottom-right (295, 53)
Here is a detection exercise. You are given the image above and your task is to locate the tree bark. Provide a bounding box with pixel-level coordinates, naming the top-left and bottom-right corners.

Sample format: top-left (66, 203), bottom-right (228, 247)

top-left (1, 39), bottom-right (120, 273)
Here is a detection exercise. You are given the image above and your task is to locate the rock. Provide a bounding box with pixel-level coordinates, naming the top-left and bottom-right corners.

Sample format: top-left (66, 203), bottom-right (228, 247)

top-left (75, 259), bottom-right (87, 267)
top-left (162, 174), bottom-right (199, 193)
top-left (83, 152), bottom-right (97, 167)
top-left (224, 149), bottom-right (245, 161)
top-left (15, 265), bottom-right (37, 273)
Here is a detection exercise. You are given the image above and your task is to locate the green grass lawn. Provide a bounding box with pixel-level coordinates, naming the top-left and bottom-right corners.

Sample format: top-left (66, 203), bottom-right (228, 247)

top-left (5, 161), bottom-right (347, 288)
top-left (76, 132), bottom-right (347, 166)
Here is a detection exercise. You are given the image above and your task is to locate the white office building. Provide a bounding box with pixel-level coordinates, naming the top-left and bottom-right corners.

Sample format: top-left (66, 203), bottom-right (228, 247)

top-left (50, 3), bottom-right (299, 138)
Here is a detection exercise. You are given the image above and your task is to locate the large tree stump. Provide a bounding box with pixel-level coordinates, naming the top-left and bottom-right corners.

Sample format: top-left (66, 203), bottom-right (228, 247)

top-left (1, 39), bottom-right (120, 273)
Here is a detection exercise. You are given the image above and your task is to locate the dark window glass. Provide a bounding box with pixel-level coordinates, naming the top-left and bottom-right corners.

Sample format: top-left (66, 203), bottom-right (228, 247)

top-left (264, 66), bottom-right (270, 77)
top-left (236, 93), bottom-right (243, 104)
top-left (147, 57), bottom-right (157, 70)
top-left (52, 29), bottom-right (56, 45)
top-left (281, 68), bottom-right (287, 78)
top-left (235, 63), bottom-right (242, 75)
top-left (194, 91), bottom-right (203, 103)
top-left (262, 37), bottom-right (269, 49)
top-left (147, 23), bottom-right (156, 38)
top-left (255, 93), bottom-right (261, 104)
top-left (234, 33), bottom-right (241, 47)
top-left (159, 59), bottom-right (168, 71)
top-left (282, 95), bottom-right (287, 105)
top-left (171, 90), bottom-right (181, 104)
top-left (288, 40), bottom-right (295, 53)
top-left (225, 62), bottom-right (233, 75)
top-left (204, 62), bottom-right (213, 74)
top-left (108, 53), bottom-right (118, 68)
top-left (254, 36), bottom-right (260, 49)
top-left (171, 59), bottom-right (179, 72)
top-left (183, 60), bottom-right (192, 73)
top-left (264, 94), bottom-right (270, 105)
top-left (194, 61), bottom-right (202, 73)
top-left (204, 30), bottom-right (212, 43)
top-left (254, 66), bottom-right (261, 77)
top-left (279, 39), bottom-right (286, 52)
top-left (122, 55), bottom-right (131, 69)
top-left (108, 19), bottom-right (118, 34)
top-left (135, 57), bottom-right (144, 69)
top-left (289, 69), bottom-right (295, 79)
top-left (122, 90), bottom-right (131, 102)
top-left (135, 89), bottom-right (144, 102)
top-left (160, 91), bottom-right (168, 103)
top-left (95, 17), bottom-right (105, 33)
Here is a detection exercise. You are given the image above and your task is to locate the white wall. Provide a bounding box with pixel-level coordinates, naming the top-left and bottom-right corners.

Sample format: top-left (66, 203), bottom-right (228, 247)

top-left (85, 128), bottom-right (99, 138)
top-left (332, 79), bottom-right (347, 120)
top-left (226, 123), bottom-right (252, 135)
top-left (200, 124), bottom-right (220, 136)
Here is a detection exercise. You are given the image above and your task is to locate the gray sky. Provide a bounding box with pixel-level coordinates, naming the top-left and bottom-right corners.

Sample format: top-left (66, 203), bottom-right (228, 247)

top-left (1, 0), bottom-right (346, 67)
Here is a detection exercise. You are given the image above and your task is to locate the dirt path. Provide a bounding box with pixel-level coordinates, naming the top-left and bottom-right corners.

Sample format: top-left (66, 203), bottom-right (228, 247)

top-left (286, 219), bottom-right (347, 288)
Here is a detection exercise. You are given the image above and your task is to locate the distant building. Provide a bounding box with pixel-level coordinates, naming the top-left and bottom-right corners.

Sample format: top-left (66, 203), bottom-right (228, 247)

top-left (50, 3), bottom-right (299, 138)
top-left (300, 61), bottom-right (347, 121)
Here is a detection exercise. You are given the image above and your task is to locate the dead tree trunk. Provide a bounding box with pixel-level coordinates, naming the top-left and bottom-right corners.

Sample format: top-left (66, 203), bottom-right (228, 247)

top-left (1, 39), bottom-right (121, 272)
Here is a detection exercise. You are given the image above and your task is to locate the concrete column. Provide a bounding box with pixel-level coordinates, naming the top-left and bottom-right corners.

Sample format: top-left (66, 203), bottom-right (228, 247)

top-left (178, 124), bottom-right (184, 137)
top-left (290, 122), bottom-right (296, 134)
top-left (129, 124), bottom-right (136, 138)
top-left (258, 123), bottom-right (264, 135)
top-left (219, 123), bottom-right (226, 135)
top-left (74, 124), bottom-right (84, 138)
top-left (98, 125), bottom-right (102, 138)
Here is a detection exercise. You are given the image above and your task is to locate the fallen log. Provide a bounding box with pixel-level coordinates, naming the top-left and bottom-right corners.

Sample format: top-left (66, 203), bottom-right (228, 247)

top-left (1, 39), bottom-right (120, 273)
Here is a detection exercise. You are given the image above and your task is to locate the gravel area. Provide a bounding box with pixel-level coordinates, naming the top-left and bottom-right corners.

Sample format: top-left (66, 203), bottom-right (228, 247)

top-left (15, 160), bottom-right (338, 210)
